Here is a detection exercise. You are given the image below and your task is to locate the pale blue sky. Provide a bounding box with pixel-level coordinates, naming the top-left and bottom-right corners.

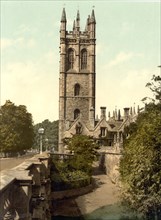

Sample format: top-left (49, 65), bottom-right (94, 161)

top-left (1, 0), bottom-right (160, 123)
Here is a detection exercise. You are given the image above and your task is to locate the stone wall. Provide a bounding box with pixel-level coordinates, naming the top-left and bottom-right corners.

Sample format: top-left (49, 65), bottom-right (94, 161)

top-left (100, 148), bottom-right (122, 185)
top-left (51, 184), bottom-right (93, 200)
top-left (0, 153), bottom-right (51, 220)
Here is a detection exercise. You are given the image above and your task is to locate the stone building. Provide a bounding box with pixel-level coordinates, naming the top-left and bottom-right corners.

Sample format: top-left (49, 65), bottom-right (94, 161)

top-left (58, 8), bottom-right (139, 152)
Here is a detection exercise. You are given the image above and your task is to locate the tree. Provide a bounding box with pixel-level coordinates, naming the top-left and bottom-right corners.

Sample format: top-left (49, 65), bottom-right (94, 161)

top-left (33, 119), bottom-right (58, 151)
top-left (0, 100), bottom-right (34, 155)
top-left (66, 135), bottom-right (99, 175)
top-left (120, 74), bottom-right (161, 219)
top-left (142, 74), bottom-right (161, 104)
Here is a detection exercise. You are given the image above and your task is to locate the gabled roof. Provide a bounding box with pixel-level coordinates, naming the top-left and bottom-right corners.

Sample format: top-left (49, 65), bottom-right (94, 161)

top-left (94, 117), bottom-right (114, 132)
top-left (64, 117), bottom-right (90, 138)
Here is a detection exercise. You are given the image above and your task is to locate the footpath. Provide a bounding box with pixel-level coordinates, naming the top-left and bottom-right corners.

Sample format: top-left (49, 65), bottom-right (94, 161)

top-left (76, 172), bottom-right (120, 215)
top-left (53, 163), bottom-right (120, 217)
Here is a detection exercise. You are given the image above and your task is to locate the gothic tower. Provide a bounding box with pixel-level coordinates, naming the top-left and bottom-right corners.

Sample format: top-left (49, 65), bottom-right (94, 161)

top-left (59, 8), bottom-right (96, 152)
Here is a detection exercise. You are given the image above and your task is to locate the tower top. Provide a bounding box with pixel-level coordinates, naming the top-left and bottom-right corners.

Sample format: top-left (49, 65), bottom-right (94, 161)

top-left (61, 8), bottom-right (66, 22)
top-left (76, 10), bottom-right (80, 21)
top-left (76, 10), bottom-right (80, 31)
top-left (90, 9), bottom-right (96, 23)
top-left (73, 20), bottom-right (76, 30)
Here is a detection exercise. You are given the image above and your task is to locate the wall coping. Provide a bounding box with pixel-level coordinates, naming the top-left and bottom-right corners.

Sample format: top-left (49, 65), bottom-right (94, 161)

top-left (0, 153), bottom-right (49, 193)
top-left (51, 183), bottom-right (93, 200)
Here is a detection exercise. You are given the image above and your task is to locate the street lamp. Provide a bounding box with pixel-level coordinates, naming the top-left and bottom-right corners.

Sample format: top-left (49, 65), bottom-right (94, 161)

top-left (38, 128), bottom-right (44, 154)
top-left (45, 138), bottom-right (49, 151)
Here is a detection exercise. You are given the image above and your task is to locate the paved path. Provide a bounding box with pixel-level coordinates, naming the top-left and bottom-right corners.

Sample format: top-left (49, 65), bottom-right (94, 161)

top-left (53, 163), bottom-right (120, 217)
top-left (76, 172), bottom-right (120, 215)
top-left (0, 154), bottom-right (36, 171)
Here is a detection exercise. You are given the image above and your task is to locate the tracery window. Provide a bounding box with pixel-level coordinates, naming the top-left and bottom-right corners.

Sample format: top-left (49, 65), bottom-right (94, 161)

top-left (74, 83), bottom-right (80, 96)
top-left (68, 48), bottom-right (74, 69)
top-left (74, 109), bottom-right (80, 120)
top-left (81, 49), bottom-right (87, 69)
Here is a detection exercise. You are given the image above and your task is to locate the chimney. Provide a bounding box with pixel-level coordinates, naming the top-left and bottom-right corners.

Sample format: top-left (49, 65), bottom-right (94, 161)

top-left (100, 107), bottom-right (106, 119)
top-left (89, 106), bottom-right (95, 128)
top-left (124, 107), bottom-right (130, 119)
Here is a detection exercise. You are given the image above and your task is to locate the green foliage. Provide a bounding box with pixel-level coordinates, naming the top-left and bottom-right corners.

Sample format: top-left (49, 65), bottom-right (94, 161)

top-left (33, 119), bottom-right (58, 151)
top-left (66, 135), bottom-right (99, 175)
top-left (120, 103), bottom-right (161, 218)
top-left (142, 74), bottom-right (161, 104)
top-left (0, 100), bottom-right (34, 155)
top-left (120, 74), bottom-right (161, 218)
top-left (50, 135), bottom-right (98, 191)
top-left (51, 159), bottom-right (91, 191)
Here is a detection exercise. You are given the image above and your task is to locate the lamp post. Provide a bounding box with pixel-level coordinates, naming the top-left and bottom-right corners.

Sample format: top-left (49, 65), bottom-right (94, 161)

top-left (38, 128), bottom-right (44, 154)
top-left (45, 138), bottom-right (49, 152)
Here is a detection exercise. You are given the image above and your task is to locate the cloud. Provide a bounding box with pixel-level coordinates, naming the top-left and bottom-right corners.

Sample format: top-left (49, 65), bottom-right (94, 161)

top-left (14, 37), bottom-right (36, 48)
top-left (108, 52), bottom-right (134, 67)
top-left (107, 51), bottom-right (144, 67)
top-left (1, 37), bottom-right (36, 50)
top-left (96, 66), bottom-right (157, 117)
top-left (1, 23), bottom-right (37, 51)
top-left (1, 51), bottom-right (59, 123)
top-left (27, 39), bottom-right (36, 48)
top-left (1, 39), bottom-right (14, 50)
top-left (43, 51), bottom-right (56, 64)
top-left (14, 24), bottom-right (33, 36)
top-left (120, 69), bottom-right (151, 88)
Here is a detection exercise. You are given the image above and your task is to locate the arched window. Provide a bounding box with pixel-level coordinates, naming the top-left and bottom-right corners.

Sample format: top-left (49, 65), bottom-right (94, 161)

top-left (68, 48), bottom-right (74, 69)
top-left (74, 83), bottom-right (80, 96)
top-left (74, 109), bottom-right (80, 119)
top-left (81, 49), bottom-right (87, 69)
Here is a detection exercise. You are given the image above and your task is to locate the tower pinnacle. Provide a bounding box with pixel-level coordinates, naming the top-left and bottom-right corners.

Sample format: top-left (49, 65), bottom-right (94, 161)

top-left (61, 8), bottom-right (66, 22)
top-left (90, 9), bottom-right (96, 23)
top-left (76, 10), bottom-right (80, 21)
top-left (76, 10), bottom-right (80, 31)
top-left (73, 20), bottom-right (76, 30)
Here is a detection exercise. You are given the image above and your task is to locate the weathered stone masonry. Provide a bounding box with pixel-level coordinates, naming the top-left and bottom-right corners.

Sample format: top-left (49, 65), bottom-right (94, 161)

top-left (0, 153), bottom-right (51, 220)
top-left (59, 9), bottom-right (96, 152)
top-left (58, 9), bottom-right (140, 153)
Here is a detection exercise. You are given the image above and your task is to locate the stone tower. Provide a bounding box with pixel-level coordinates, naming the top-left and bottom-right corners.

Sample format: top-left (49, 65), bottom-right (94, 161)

top-left (59, 8), bottom-right (96, 152)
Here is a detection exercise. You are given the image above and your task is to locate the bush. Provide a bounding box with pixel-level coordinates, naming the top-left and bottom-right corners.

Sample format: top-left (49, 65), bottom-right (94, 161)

top-left (51, 163), bottom-right (91, 191)
top-left (51, 135), bottom-right (99, 191)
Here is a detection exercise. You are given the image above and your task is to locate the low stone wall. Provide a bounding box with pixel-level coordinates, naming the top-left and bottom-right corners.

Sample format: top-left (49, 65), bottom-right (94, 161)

top-left (51, 184), bottom-right (93, 200)
top-left (0, 153), bottom-right (51, 220)
top-left (100, 148), bottom-right (122, 185)
top-left (105, 153), bottom-right (121, 184)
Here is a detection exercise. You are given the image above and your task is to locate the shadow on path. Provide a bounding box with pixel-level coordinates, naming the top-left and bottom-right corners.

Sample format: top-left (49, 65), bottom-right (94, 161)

top-left (52, 163), bottom-right (141, 220)
top-left (52, 162), bottom-right (119, 218)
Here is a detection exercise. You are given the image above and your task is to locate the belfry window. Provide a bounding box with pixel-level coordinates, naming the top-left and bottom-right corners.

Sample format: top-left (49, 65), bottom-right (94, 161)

top-left (68, 48), bottom-right (74, 69)
top-left (81, 49), bottom-right (87, 69)
top-left (74, 83), bottom-right (80, 96)
top-left (74, 109), bottom-right (80, 119)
